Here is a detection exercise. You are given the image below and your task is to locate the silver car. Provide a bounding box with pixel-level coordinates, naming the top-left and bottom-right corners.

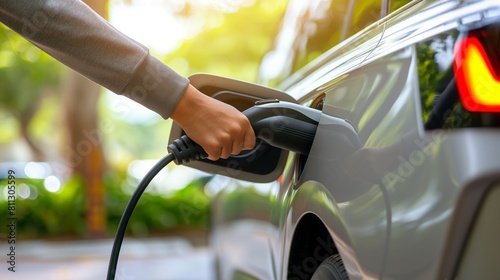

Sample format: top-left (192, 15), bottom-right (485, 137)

top-left (170, 0), bottom-right (500, 279)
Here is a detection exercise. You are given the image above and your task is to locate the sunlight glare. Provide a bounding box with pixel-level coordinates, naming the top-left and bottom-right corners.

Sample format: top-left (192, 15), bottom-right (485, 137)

top-left (109, 3), bottom-right (184, 55)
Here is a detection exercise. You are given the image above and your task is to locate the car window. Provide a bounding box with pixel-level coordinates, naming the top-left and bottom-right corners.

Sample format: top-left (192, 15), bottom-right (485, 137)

top-left (259, 0), bottom-right (351, 87)
top-left (347, 0), bottom-right (383, 38)
top-left (416, 31), bottom-right (465, 130)
top-left (260, 0), bottom-right (386, 88)
top-left (389, 0), bottom-right (414, 13)
top-left (290, 0), bottom-right (351, 74)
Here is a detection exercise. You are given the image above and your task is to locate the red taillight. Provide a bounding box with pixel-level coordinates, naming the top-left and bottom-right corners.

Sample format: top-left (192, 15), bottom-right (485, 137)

top-left (454, 32), bottom-right (500, 112)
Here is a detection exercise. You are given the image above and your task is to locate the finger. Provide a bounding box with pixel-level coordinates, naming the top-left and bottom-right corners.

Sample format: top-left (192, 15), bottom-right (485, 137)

top-left (231, 138), bottom-right (244, 155)
top-left (220, 142), bottom-right (233, 159)
top-left (207, 148), bottom-right (222, 161)
top-left (242, 130), bottom-right (256, 150)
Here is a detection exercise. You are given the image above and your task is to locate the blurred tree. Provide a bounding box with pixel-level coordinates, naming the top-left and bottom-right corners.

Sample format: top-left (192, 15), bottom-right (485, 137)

top-left (63, 0), bottom-right (108, 238)
top-left (1, 0), bottom-right (290, 240)
top-left (0, 24), bottom-right (63, 160)
top-left (0, 2), bottom-right (109, 239)
top-left (164, 0), bottom-right (289, 82)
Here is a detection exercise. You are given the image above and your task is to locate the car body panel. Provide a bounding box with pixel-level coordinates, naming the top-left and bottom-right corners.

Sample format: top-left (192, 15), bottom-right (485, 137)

top-left (295, 45), bottom-right (417, 278)
top-left (206, 0), bottom-right (500, 279)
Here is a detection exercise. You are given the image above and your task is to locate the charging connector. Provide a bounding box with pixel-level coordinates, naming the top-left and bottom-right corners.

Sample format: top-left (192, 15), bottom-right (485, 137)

top-left (167, 135), bottom-right (208, 164)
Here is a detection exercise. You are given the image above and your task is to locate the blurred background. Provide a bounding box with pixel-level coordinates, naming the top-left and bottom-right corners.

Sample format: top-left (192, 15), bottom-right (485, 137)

top-left (0, 0), bottom-right (289, 239)
top-left (0, 0), bottom-right (288, 278)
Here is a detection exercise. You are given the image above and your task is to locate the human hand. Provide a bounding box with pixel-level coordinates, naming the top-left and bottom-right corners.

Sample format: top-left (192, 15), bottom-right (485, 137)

top-left (171, 84), bottom-right (256, 161)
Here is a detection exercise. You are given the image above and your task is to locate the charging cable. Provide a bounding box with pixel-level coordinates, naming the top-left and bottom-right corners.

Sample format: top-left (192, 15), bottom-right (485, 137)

top-left (106, 135), bottom-right (207, 280)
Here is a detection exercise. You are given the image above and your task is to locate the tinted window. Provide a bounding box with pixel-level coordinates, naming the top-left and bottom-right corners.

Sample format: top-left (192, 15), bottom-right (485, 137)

top-left (260, 0), bottom-right (384, 87)
top-left (389, 0), bottom-right (414, 13)
top-left (416, 31), bottom-right (473, 129)
top-left (291, 0), bottom-right (351, 73)
top-left (347, 0), bottom-right (382, 37)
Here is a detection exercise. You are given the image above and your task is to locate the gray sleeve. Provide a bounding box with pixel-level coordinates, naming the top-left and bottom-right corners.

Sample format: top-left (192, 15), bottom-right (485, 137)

top-left (0, 0), bottom-right (189, 119)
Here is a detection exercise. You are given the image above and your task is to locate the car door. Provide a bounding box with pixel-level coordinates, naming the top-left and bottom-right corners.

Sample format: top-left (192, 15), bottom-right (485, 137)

top-left (283, 42), bottom-right (416, 279)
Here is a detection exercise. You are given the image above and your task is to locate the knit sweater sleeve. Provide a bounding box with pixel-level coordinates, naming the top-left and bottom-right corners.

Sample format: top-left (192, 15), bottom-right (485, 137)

top-left (0, 0), bottom-right (189, 119)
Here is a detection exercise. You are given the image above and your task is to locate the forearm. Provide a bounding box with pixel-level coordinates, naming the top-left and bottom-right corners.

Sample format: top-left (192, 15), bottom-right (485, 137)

top-left (0, 0), bottom-right (188, 118)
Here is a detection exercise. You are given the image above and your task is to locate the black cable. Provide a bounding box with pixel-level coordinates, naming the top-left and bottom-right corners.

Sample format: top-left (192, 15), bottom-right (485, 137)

top-left (106, 153), bottom-right (175, 280)
top-left (107, 135), bottom-right (207, 280)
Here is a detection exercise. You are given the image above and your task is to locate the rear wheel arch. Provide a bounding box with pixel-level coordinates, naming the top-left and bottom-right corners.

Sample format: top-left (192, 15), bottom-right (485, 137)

top-left (287, 213), bottom-right (340, 280)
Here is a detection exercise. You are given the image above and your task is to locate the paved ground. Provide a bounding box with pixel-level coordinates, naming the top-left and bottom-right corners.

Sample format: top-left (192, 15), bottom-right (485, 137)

top-left (0, 237), bottom-right (215, 280)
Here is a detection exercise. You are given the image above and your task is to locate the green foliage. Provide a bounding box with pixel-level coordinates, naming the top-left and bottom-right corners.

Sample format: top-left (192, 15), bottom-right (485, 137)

top-left (0, 24), bottom-right (64, 159)
top-left (105, 171), bottom-right (211, 237)
top-left (0, 111), bottom-right (18, 143)
top-left (417, 32), bottom-right (461, 126)
top-left (0, 176), bottom-right (86, 239)
top-left (0, 24), bottom-right (63, 116)
top-left (165, 0), bottom-right (288, 82)
top-left (0, 170), bottom-right (211, 239)
top-left (417, 42), bottom-right (440, 122)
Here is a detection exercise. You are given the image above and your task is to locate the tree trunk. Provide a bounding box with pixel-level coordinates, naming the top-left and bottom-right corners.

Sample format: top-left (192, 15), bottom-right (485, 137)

top-left (63, 0), bottom-right (108, 239)
top-left (19, 102), bottom-right (45, 161)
